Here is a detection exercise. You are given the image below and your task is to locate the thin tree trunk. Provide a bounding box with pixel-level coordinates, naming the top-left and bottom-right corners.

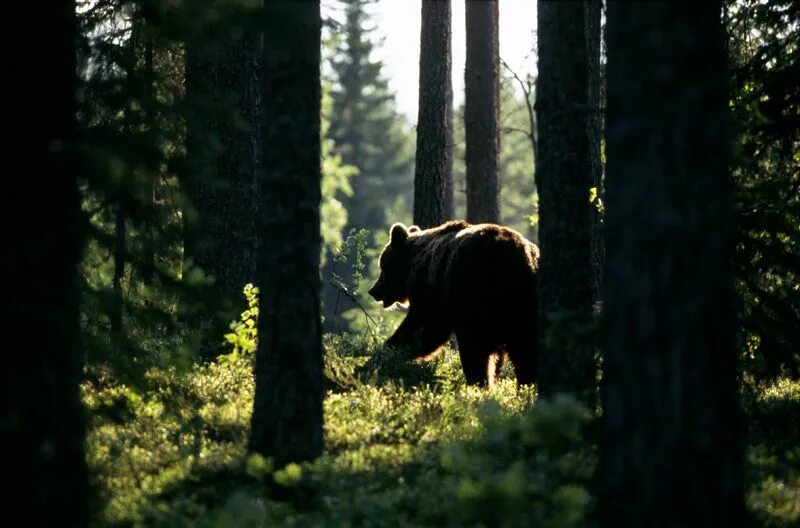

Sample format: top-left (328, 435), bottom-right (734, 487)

top-left (5, 2), bottom-right (87, 525)
top-left (465, 0), bottom-right (500, 224)
top-left (585, 0), bottom-right (604, 309)
top-left (249, 0), bottom-right (324, 466)
top-left (113, 14), bottom-right (140, 352)
top-left (599, 2), bottom-right (745, 526)
top-left (535, 0), bottom-right (595, 402)
top-left (143, 32), bottom-right (156, 282)
top-left (414, 0), bottom-right (452, 229)
top-left (112, 201), bottom-right (126, 350)
top-left (444, 72), bottom-right (455, 221)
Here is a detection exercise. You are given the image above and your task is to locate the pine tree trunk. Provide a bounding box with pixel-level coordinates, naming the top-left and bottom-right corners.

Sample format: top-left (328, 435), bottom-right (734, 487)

top-left (5, 2), bottom-right (87, 525)
top-left (143, 33), bottom-right (156, 282)
top-left (599, 2), bottom-right (745, 525)
top-left (414, 0), bottom-right (453, 229)
top-left (585, 0), bottom-right (604, 309)
top-left (535, 0), bottom-right (595, 402)
top-left (444, 75), bottom-right (455, 221)
top-left (249, 0), bottom-right (324, 466)
top-left (112, 202), bottom-right (126, 351)
top-left (465, 0), bottom-right (500, 224)
top-left (184, 16), bottom-right (261, 342)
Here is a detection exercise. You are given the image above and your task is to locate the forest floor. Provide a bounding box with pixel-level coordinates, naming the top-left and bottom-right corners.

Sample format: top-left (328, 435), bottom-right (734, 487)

top-left (84, 335), bottom-right (800, 527)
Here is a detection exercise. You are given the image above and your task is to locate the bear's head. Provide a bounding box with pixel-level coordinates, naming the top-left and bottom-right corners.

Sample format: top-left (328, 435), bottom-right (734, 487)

top-left (368, 223), bottom-right (420, 307)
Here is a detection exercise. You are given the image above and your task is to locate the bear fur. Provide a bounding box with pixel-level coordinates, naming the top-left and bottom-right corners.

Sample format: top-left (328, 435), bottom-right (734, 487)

top-left (368, 220), bottom-right (540, 386)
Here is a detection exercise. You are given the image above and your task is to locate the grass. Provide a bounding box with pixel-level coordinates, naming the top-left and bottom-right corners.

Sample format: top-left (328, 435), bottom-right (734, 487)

top-left (83, 334), bottom-right (799, 527)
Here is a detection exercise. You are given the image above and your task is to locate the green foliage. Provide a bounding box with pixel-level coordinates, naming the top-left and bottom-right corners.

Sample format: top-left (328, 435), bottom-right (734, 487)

top-left (726, 0), bottom-right (800, 379)
top-left (223, 284), bottom-right (259, 358)
top-left (77, 0), bottom-right (210, 378)
top-left (438, 396), bottom-right (594, 528)
top-left (84, 333), bottom-right (598, 528)
top-left (321, 81), bottom-right (357, 266)
top-left (332, 228), bottom-right (371, 292)
top-left (84, 328), bottom-right (800, 528)
top-left (326, 0), bottom-right (415, 237)
top-left (321, 0), bottom-right (416, 333)
top-left (742, 377), bottom-right (800, 527)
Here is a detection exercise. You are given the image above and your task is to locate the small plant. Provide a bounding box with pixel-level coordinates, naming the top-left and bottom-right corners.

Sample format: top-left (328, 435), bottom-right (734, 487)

top-left (223, 284), bottom-right (259, 358)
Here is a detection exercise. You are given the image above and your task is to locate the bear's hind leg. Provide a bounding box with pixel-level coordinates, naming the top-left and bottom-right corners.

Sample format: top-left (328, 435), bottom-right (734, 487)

top-left (487, 351), bottom-right (507, 387)
top-left (506, 339), bottom-right (537, 385)
top-left (454, 335), bottom-right (493, 386)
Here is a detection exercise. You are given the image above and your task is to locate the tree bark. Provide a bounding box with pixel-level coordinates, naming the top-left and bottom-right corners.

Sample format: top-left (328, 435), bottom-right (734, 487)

top-left (444, 71), bottom-right (455, 221)
top-left (184, 10), bottom-right (261, 341)
top-left (414, 0), bottom-right (453, 229)
top-left (4, 1), bottom-right (87, 525)
top-left (535, 0), bottom-right (595, 402)
top-left (585, 0), bottom-right (604, 309)
top-left (112, 201), bottom-right (126, 352)
top-left (599, 2), bottom-right (745, 526)
top-left (465, 0), bottom-right (500, 224)
top-left (142, 32), bottom-right (156, 282)
top-left (249, 0), bottom-right (324, 467)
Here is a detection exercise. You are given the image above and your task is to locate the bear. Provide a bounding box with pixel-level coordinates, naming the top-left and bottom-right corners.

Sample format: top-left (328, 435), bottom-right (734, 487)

top-left (368, 220), bottom-right (540, 387)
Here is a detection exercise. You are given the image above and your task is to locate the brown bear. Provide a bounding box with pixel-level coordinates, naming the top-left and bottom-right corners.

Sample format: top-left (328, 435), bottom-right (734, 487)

top-left (368, 220), bottom-right (539, 386)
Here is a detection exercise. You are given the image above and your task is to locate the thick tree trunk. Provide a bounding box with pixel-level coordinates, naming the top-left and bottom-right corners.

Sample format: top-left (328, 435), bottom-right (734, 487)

top-left (465, 0), bottom-right (500, 224)
top-left (535, 0), bottom-right (595, 402)
top-left (599, 2), bottom-right (745, 526)
top-left (184, 17), bottom-right (261, 341)
top-left (249, 0), bottom-right (324, 466)
top-left (4, 1), bottom-right (87, 525)
top-left (414, 0), bottom-right (453, 229)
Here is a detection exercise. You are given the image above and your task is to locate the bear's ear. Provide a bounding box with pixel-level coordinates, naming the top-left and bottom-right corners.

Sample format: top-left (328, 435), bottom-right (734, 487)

top-left (408, 225), bottom-right (421, 233)
top-left (389, 223), bottom-right (409, 245)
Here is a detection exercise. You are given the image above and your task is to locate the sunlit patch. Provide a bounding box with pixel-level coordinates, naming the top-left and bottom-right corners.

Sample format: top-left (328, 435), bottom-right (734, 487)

top-left (387, 300), bottom-right (410, 311)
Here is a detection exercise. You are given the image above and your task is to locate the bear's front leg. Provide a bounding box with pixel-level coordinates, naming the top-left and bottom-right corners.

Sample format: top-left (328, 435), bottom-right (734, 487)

top-left (386, 309), bottom-right (451, 360)
top-left (386, 309), bottom-right (423, 349)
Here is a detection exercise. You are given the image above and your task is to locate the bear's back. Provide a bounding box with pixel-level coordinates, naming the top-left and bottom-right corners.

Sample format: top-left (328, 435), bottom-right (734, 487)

top-left (444, 224), bottom-right (539, 324)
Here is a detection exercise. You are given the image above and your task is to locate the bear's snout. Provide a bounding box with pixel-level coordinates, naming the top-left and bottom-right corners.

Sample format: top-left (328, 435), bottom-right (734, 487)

top-left (368, 284), bottom-right (381, 301)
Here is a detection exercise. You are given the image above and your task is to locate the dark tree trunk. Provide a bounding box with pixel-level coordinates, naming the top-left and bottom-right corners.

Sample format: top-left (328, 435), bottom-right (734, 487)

top-left (465, 0), bottom-right (500, 224)
top-left (599, 2), bottom-right (745, 526)
top-left (585, 0), bottom-right (604, 309)
top-left (142, 33), bottom-right (156, 282)
top-left (249, 0), bottom-right (324, 467)
top-left (112, 202), bottom-right (126, 351)
top-left (112, 14), bottom-right (140, 353)
top-left (4, 1), bottom-right (87, 525)
top-left (444, 74), bottom-right (455, 221)
top-left (414, 0), bottom-right (453, 229)
top-left (184, 11), bottom-right (261, 341)
top-left (535, 0), bottom-right (595, 402)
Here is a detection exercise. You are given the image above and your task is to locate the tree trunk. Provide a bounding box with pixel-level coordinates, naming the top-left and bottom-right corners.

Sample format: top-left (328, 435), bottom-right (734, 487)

top-left (4, 1), bottom-right (87, 525)
top-left (249, 0), bottom-right (324, 467)
top-left (585, 0), bottom-right (604, 309)
top-left (465, 0), bottom-right (500, 224)
top-left (112, 201), bottom-right (126, 351)
top-left (184, 11), bottom-right (261, 342)
top-left (599, 2), bottom-right (745, 526)
top-left (444, 72), bottom-right (455, 221)
top-left (414, 0), bottom-right (453, 229)
top-left (535, 0), bottom-right (595, 402)
top-left (142, 32), bottom-right (156, 282)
